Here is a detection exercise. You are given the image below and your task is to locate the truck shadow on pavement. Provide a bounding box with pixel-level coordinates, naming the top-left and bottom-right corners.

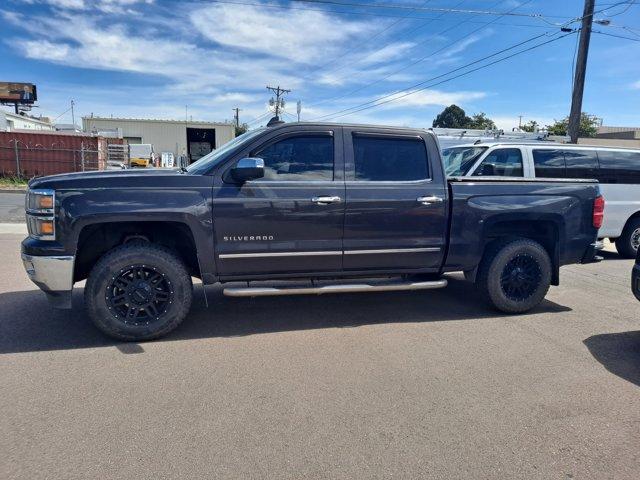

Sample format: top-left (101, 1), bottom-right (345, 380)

top-left (599, 250), bottom-right (629, 261)
top-left (0, 275), bottom-right (571, 354)
top-left (584, 331), bottom-right (640, 387)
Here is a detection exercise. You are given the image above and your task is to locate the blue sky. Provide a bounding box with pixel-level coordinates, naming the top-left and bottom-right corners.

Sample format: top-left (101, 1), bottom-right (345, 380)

top-left (1, 0), bottom-right (639, 130)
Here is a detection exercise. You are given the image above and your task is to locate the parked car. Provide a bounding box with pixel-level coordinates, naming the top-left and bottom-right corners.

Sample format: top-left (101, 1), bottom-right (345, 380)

top-left (442, 142), bottom-right (640, 257)
top-left (22, 123), bottom-right (602, 341)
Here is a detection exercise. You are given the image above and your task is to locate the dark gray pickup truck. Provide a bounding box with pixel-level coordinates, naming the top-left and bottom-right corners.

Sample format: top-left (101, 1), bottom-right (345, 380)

top-left (22, 122), bottom-right (603, 340)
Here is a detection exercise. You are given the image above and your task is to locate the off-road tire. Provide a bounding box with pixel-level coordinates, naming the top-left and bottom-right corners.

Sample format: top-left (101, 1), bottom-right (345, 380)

top-left (85, 243), bottom-right (192, 341)
top-left (615, 218), bottom-right (640, 259)
top-left (476, 238), bottom-right (552, 313)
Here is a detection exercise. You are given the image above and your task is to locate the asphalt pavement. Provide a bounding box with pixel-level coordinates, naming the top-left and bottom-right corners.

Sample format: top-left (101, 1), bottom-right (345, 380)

top-left (0, 192), bottom-right (25, 223)
top-left (1, 233), bottom-right (639, 479)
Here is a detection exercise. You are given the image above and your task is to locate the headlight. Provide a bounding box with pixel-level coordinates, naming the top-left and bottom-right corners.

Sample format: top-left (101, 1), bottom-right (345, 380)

top-left (26, 189), bottom-right (55, 213)
top-left (26, 189), bottom-right (56, 241)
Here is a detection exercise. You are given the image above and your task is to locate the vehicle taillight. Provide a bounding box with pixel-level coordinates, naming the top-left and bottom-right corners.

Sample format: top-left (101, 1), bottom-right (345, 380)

top-left (593, 195), bottom-right (605, 229)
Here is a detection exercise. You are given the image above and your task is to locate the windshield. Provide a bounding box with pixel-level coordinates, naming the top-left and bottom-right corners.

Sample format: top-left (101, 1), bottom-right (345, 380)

top-left (186, 128), bottom-right (267, 174)
top-left (441, 146), bottom-right (488, 176)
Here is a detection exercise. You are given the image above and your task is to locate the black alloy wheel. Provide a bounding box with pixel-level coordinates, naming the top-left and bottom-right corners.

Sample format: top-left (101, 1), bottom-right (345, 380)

top-left (85, 243), bottom-right (193, 341)
top-left (499, 254), bottom-right (542, 302)
top-left (106, 265), bottom-right (173, 326)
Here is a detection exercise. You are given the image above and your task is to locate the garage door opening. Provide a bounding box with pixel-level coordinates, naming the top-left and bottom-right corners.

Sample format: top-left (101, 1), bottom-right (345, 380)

top-left (187, 127), bottom-right (215, 163)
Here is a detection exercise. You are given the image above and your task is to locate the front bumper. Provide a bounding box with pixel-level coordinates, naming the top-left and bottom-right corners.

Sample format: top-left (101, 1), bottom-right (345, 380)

top-left (22, 254), bottom-right (75, 308)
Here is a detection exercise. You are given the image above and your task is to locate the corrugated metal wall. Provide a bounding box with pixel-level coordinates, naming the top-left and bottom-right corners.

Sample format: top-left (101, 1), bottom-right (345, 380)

top-left (0, 132), bottom-right (123, 177)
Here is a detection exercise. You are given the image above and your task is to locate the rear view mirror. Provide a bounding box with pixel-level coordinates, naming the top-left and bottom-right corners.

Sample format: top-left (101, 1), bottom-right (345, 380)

top-left (231, 157), bottom-right (265, 182)
top-left (480, 163), bottom-right (496, 176)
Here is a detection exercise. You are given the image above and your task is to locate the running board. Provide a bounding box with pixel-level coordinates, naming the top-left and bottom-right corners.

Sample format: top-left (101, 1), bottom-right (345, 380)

top-left (223, 279), bottom-right (448, 297)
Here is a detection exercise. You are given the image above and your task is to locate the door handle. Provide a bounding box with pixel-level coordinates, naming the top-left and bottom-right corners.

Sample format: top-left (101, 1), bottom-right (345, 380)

top-left (417, 196), bottom-right (444, 206)
top-left (312, 196), bottom-right (342, 205)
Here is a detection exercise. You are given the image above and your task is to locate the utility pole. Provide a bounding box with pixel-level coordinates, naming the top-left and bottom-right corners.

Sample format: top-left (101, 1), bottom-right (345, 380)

top-left (233, 107), bottom-right (241, 128)
top-left (266, 85), bottom-right (291, 119)
top-left (71, 99), bottom-right (75, 128)
top-left (518, 115), bottom-right (523, 130)
top-left (568, 0), bottom-right (595, 143)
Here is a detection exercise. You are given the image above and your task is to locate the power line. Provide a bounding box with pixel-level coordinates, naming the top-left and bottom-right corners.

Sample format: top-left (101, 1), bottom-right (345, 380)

top-left (600, 0), bottom-right (637, 16)
top-left (291, 0), bottom-right (570, 20)
top-left (312, 29), bottom-right (569, 121)
top-left (196, 0), bottom-right (566, 26)
top-left (53, 105), bottom-right (73, 122)
top-left (593, 29), bottom-right (640, 41)
top-left (245, 111), bottom-right (272, 126)
top-left (313, 31), bottom-right (577, 121)
top-left (307, 0), bottom-right (469, 83)
top-left (300, 0), bottom-right (438, 79)
top-left (307, 0), bottom-right (531, 108)
top-left (266, 85), bottom-right (291, 119)
top-left (308, 0), bottom-right (629, 121)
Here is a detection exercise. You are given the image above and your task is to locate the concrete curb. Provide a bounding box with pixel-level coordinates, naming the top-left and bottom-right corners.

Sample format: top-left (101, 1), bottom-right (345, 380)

top-left (0, 223), bottom-right (27, 235)
top-left (0, 188), bottom-right (27, 194)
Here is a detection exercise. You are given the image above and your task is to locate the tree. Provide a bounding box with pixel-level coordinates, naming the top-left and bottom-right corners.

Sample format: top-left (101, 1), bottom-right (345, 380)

top-left (432, 105), bottom-right (470, 128)
top-left (520, 120), bottom-right (539, 133)
top-left (235, 123), bottom-right (248, 136)
top-left (432, 105), bottom-right (497, 130)
top-left (466, 112), bottom-right (496, 130)
top-left (545, 113), bottom-right (599, 137)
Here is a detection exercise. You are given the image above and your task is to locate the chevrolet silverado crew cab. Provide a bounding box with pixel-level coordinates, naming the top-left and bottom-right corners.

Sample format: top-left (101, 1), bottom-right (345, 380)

top-left (22, 123), bottom-right (603, 341)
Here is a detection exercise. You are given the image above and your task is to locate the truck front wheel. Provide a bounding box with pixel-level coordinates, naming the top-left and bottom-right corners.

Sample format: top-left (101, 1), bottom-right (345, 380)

top-left (85, 243), bottom-right (193, 341)
top-left (476, 238), bottom-right (552, 313)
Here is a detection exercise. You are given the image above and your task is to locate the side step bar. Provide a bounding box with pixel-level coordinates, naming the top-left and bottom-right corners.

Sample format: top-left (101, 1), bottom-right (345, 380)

top-left (223, 279), bottom-right (448, 297)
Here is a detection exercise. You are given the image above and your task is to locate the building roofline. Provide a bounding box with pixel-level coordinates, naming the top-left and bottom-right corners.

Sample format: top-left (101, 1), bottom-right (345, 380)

top-left (82, 116), bottom-right (233, 126)
top-left (2, 110), bottom-right (53, 126)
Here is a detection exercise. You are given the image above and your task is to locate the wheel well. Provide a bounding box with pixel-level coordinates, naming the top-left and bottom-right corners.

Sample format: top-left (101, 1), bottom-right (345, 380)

top-left (622, 211), bottom-right (640, 232)
top-left (74, 221), bottom-right (200, 282)
top-left (480, 220), bottom-right (559, 284)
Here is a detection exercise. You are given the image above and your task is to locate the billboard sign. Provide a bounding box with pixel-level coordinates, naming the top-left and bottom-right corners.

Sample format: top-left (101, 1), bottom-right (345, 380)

top-left (0, 82), bottom-right (37, 104)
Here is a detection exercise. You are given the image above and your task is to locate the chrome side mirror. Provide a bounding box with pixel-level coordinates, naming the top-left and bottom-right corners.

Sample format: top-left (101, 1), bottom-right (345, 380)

top-left (231, 157), bottom-right (265, 182)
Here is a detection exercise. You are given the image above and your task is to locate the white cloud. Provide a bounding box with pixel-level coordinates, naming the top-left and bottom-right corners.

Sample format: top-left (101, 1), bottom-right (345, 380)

top-left (190, 3), bottom-right (373, 64)
top-left (19, 0), bottom-right (154, 12)
top-left (377, 89), bottom-right (487, 108)
top-left (3, 10), bottom-right (302, 92)
top-left (432, 30), bottom-right (494, 66)
top-left (357, 42), bottom-right (416, 66)
top-left (632, 80), bottom-right (640, 90)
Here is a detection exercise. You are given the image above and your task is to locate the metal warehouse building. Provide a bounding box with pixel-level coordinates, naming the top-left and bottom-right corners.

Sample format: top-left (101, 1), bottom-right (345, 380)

top-left (82, 116), bottom-right (235, 162)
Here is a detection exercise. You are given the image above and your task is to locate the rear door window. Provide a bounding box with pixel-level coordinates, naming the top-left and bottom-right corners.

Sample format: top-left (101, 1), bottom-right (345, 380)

top-left (532, 149), bottom-right (566, 178)
top-left (597, 150), bottom-right (640, 184)
top-left (472, 148), bottom-right (523, 177)
top-left (352, 135), bottom-right (429, 181)
top-left (563, 150), bottom-right (599, 179)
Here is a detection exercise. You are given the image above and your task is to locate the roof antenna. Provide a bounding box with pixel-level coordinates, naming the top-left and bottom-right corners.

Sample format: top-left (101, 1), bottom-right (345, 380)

top-left (267, 116), bottom-right (285, 127)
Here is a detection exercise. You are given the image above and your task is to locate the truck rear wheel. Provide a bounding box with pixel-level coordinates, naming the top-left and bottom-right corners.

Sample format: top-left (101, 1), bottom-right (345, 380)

top-left (85, 243), bottom-right (193, 341)
top-left (615, 218), bottom-right (640, 259)
top-left (476, 238), bottom-right (551, 313)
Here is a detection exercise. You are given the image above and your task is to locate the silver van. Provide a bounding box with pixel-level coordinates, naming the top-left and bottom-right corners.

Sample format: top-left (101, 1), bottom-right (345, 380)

top-left (442, 142), bottom-right (640, 257)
